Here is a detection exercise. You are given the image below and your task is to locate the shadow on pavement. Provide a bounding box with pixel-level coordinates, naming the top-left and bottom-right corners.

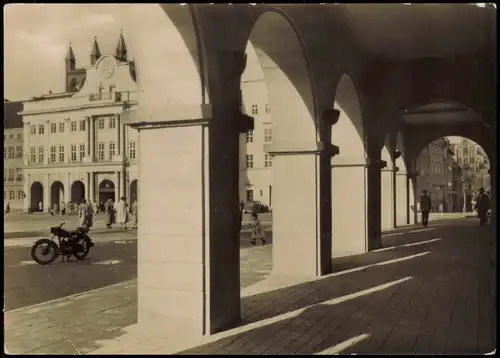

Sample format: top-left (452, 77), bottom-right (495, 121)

top-left (176, 222), bottom-right (495, 354)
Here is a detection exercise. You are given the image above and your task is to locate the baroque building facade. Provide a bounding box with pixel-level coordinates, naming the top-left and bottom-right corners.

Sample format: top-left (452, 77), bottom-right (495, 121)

top-left (20, 33), bottom-right (139, 212)
top-left (3, 100), bottom-right (25, 211)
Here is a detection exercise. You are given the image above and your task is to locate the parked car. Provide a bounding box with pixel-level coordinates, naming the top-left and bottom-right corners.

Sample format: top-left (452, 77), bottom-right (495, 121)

top-left (243, 201), bottom-right (269, 214)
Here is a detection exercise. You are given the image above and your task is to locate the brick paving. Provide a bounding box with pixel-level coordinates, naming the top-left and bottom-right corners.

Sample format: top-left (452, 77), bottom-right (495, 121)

top-left (5, 219), bottom-right (495, 354)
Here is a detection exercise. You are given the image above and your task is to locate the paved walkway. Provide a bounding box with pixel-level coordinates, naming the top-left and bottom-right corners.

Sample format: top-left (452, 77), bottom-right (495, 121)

top-left (5, 218), bottom-right (495, 354)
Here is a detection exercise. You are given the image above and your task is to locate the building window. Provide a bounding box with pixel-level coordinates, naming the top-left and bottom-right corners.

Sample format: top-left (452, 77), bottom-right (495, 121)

top-left (38, 146), bottom-right (44, 163)
top-left (264, 153), bottom-right (272, 168)
top-left (264, 128), bottom-right (272, 142)
top-left (59, 145), bottom-right (65, 162)
top-left (17, 190), bottom-right (23, 200)
top-left (30, 147), bottom-right (36, 164)
top-left (50, 146), bottom-right (56, 163)
top-left (50, 123), bottom-right (57, 133)
top-left (71, 121), bottom-right (77, 132)
top-left (8, 169), bottom-right (14, 182)
top-left (129, 141), bottom-right (136, 160)
top-left (17, 134), bottom-right (22, 141)
top-left (109, 141), bottom-right (116, 159)
top-left (109, 117), bottom-right (116, 129)
top-left (245, 130), bottom-right (254, 143)
top-left (9, 190), bottom-right (15, 201)
top-left (251, 104), bottom-right (258, 115)
top-left (59, 122), bottom-right (65, 133)
top-left (79, 144), bottom-right (85, 161)
top-left (98, 143), bottom-right (105, 160)
top-left (15, 145), bottom-right (23, 158)
top-left (245, 154), bottom-right (254, 169)
top-left (99, 119), bottom-right (105, 129)
top-left (79, 119), bottom-right (86, 132)
top-left (30, 124), bottom-right (37, 135)
top-left (71, 145), bottom-right (77, 162)
top-left (38, 124), bottom-right (45, 135)
top-left (265, 104), bottom-right (270, 114)
top-left (15, 168), bottom-right (23, 181)
top-left (7, 146), bottom-right (14, 159)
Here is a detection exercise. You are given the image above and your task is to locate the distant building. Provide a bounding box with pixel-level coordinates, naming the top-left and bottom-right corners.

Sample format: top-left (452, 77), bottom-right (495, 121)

top-left (448, 137), bottom-right (491, 194)
top-left (3, 100), bottom-right (25, 211)
top-left (239, 44), bottom-right (273, 206)
top-left (415, 138), bottom-right (451, 211)
top-left (20, 33), bottom-right (139, 213)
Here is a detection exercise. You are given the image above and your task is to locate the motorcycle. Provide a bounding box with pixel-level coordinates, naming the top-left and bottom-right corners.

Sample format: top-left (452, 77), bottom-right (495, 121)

top-left (31, 222), bottom-right (94, 265)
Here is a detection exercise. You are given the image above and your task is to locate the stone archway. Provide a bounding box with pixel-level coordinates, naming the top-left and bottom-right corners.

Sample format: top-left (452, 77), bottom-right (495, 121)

top-left (331, 73), bottom-right (368, 257)
top-left (30, 181), bottom-right (43, 212)
top-left (50, 181), bottom-right (64, 211)
top-left (70, 180), bottom-right (85, 203)
top-left (243, 11), bottom-right (320, 277)
top-left (99, 179), bottom-right (116, 204)
top-left (130, 179), bottom-right (138, 203)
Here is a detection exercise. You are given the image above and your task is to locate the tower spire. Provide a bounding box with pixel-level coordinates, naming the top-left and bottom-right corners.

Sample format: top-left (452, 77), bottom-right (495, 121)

top-left (115, 30), bottom-right (128, 61)
top-left (90, 36), bottom-right (101, 65)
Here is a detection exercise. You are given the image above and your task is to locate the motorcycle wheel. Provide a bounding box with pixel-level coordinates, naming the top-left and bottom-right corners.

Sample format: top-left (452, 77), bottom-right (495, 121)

top-left (73, 236), bottom-right (91, 260)
top-left (31, 239), bottom-right (59, 265)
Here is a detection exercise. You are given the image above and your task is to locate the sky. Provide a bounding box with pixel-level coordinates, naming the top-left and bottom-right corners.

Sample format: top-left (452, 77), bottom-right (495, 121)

top-left (4, 4), bottom-right (133, 101)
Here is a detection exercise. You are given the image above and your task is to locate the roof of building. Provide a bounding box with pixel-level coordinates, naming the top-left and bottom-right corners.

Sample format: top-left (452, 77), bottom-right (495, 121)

top-left (3, 101), bottom-right (23, 129)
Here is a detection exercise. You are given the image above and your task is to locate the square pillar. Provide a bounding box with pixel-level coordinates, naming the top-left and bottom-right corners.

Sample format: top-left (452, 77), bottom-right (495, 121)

top-left (115, 171), bottom-right (121, 200)
top-left (135, 116), bottom-right (240, 337)
top-left (43, 175), bottom-right (50, 213)
top-left (332, 159), bottom-right (369, 258)
top-left (119, 169), bottom-right (125, 199)
top-left (89, 172), bottom-right (95, 202)
top-left (90, 117), bottom-right (95, 160)
top-left (270, 149), bottom-right (330, 277)
top-left (65, 174), bottom-right (71, 203)
top-left (395, 171), bottom-right (408, 226)
top-left (381, 168), bottom-right (395, 230)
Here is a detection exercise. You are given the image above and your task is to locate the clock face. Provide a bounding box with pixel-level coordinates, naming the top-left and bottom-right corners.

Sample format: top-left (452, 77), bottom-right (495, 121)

top-left (99, 57), bottom-right (116, 79)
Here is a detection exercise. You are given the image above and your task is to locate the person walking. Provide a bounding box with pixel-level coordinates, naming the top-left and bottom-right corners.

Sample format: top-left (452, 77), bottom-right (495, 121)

top-left (78, 200), bottom-right (88, 227)
top-left (250, 213), bottom-right (266, 245)
top-left (420, 190), bottom-right (432, 227)
top-left (105, 198), bottom-right (114, 228)
top-left (114, 196), bottom-right (128, 230)
top-left (61, 201), bottom-right (66, 216)
top-left (131, 200), bottom-right (138, 230)
top-left (475, 187), bottom-right (491, 226)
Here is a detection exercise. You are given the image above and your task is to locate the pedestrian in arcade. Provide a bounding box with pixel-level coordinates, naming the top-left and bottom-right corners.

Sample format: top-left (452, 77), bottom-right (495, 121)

top-left (114, 196), bottom-right (128, 230)
top-left (475, 187), bottom-right (491, 226)
top-left (420, 190), bottom-right (432, 227)
top-left (250, 213), bottom-right (266, 245)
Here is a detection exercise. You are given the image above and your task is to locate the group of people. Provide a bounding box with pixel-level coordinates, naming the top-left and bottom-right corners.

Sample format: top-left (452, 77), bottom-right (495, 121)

top-left (420, 188), bottom-right (491, 227)
top-left (66, 196), bottom-right (138, 231)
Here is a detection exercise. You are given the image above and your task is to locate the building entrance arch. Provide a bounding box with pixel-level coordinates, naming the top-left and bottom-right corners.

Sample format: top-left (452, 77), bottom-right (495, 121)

top-left (30, 181), bottom-right (43, 212)
top-left (50, 181), bottom-right (64, 211)
top-left (99, 179), bottom-right (115, 204)
top-left (71, 180), bottom-right (85, 203)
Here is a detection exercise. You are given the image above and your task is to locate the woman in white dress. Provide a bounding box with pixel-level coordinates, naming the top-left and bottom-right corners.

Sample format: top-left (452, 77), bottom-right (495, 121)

top-left (114, 196), bottom-right (128, 230)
